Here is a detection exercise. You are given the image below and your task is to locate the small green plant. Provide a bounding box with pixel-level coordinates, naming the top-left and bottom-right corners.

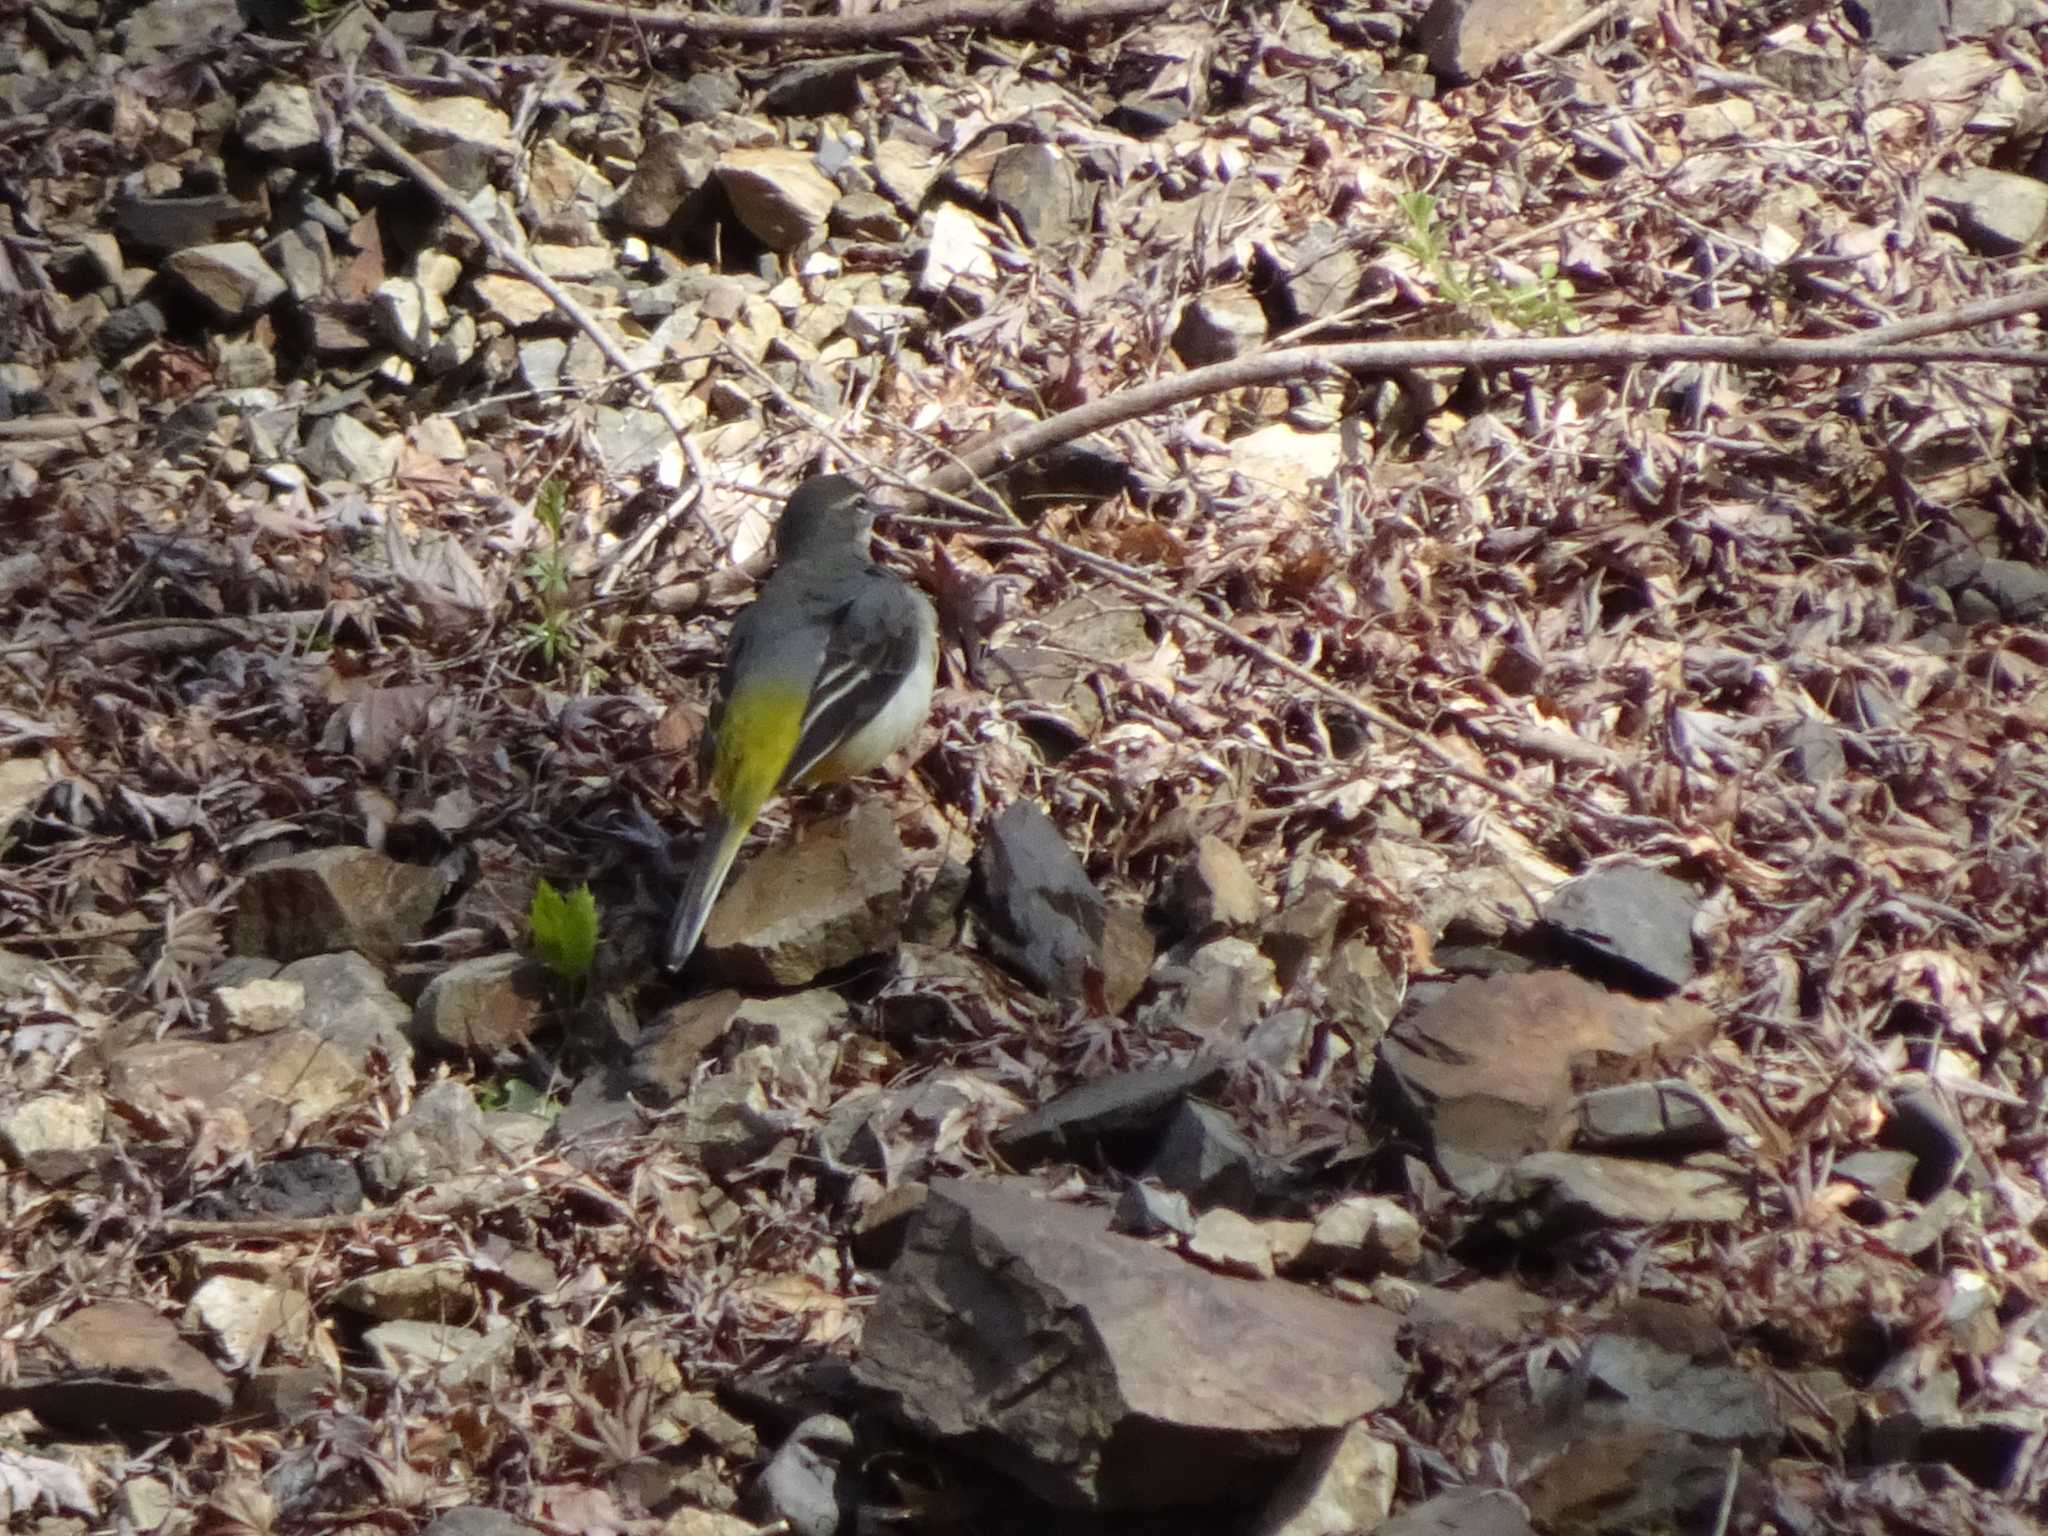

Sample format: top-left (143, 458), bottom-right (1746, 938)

top-left (475, 1075), bottom-right (563, 1120)
top-left (1392, 190), bottom-right (1579, 333)
top-left (515, 477), bottom-right (604, 689)
top-left (530, 877), bottom-right (599, 993)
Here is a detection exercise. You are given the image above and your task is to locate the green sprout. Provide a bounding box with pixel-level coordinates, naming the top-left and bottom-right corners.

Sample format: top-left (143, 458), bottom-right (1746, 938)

top-left (1393, 190), bottom-right (1579, 333)
top-left (514, 476), bottom-right (604, 689)
top-left (530, 877), bottom-right (599, 992)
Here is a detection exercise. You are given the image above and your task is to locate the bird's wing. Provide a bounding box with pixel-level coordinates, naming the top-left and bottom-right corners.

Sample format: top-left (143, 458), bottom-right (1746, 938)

top-left (778, 565), bottom-right (929, 790)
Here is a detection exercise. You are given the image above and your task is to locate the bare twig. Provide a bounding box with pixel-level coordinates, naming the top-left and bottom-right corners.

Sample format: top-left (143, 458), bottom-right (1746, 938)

top-left (520, 0), bottom-right (1167, 43)
top-left (1523, 0), bottom-right (1633, 64)
top-left (345, 102), bottom-right (711, 535)
top-left (0, 413), bottom-right (123, 441)
top-left (1858, 281), bottom-right (2048, 344)
top-left (0, 611), bottom-right (336, 662)
top-left (918, 306), bottom-right (2048, 494)
top-left (1707, 1448), bottom-right (1742, 1536)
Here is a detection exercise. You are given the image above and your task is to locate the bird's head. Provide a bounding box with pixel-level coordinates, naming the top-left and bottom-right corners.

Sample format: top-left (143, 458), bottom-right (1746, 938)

top-left (774, 474), bottom-right (873, 562)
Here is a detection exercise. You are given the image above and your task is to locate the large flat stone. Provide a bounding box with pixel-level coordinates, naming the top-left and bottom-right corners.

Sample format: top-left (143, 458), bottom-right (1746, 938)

top-left (856, 1178), bottom-right (1408, 1508)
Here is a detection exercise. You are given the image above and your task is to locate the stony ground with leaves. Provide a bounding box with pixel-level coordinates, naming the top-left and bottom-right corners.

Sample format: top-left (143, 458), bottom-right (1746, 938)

top-left (5, 0), bottom-right (2048, 1532)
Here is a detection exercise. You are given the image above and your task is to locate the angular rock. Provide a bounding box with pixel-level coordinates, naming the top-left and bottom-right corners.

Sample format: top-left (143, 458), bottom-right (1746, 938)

top-left (1416, 0), bottom-right (1581, 80)
top-left (1377, 971), bottom-right (1718, 1164)
top-left (751, 1415), bottom-right (854, 1536)
top-left (0, 1090), bottom-right (104, 1171)
top-left (119, 0), bottom-right (244, 53)
top-left (1401, 1279), bottom-right (1550, 1365)
top-left (95, 299), bottom-right (168, 360)
top-left (0, 1301), bottom-right (233, 1434)
top-left (106, 1030), bottom-right (361, 1152)
top-left (185, 1274), bottom-right (315, 1369)
top-left (1261, 887), bottom-right (1343, 987)
top-left (423, 1506), bottom-right (545, 1536)
top-left (855, 1179), bottom-right (1409, 1508)
top-left (990, 586), bottom-right (1150, 736)
top-left (1971, 558), bottom-right (2048, 621)
top-left (972, 800), bottom-right (1108, 1002)
top-left (231, 846), bottom-right (447, 964)
top-left (1145, 1098), bottom-right (1268, 1211)
top-left (531, 243), bottom-right (614, 281)
top-left (299, 413), bottom-right (402, 484)
top-left (1253, 1422), bottom-right (1398, 1536)
top-left (333, 1260), bottom-right (480, 1324)
top-left (1265, 222), bottom-right (1369, 328)
top-left (412, 954), bottom-right (549, 1057)
top-left (830, 190), bottom-right (905, 242)
top-left (239, 81), bottom-right (322, 159)
top-left (373, 276), bottom-right (434, 356)
top-left (1538, 862), bottom-right (1699, 995)
top-left (208, 975), bottom-right (304, 1034)
top-left (1492, 1151), bottom-right (1747, 1238)
top-left (1847, 0), bottom-right (1947, 59)
top-left (700, 800), bottom-right (907, 987)
top-left (1570, 1078), bottom-right (1740, 1156)
top-left (1163, 835), bottom-right (1265, 938)
top-left (1884, 1083), bottom-right (1969, 1198)
top-left (1375, 1489), bottom-right (1536, 1536)
top-left (164, 241), bottom-right (286, 322)
top-left (989, 143), bottom-right (1092, 247)
top-left (1112, 1180), bottom-right (1196, 1238)
top-left (115, 190), bottom-right (265, 258)
top-left (306, 297), bottom-right (378, 356)
top-left (471, 273), bottom-right (555, 328)
top-left (1139, 936), bottom-right (1280, 1043)
top-left (1184, 1206), bottom-right (1276, 1278)
top-left (656, 71), bottom-right (743, 123)
top-left (190, 1149), bottom-right (363, 1222)
top-left (614, 127), bottom-right (716, 233)
top-left (1503, 1302), bottom-right (1780, 1532)
top-left (635, 989), bottom-right (850, 1101)
top-left (368, 84), bottom-right (518, 162)
top-left (758, 54), bottom-right (893, 116)
top-left (993, 1060), bottom-right (1226, 1167)
top-left (1172, 285), bottom-right (1268, 367)
top-left (1927, 167), bottom-right (2048, 255)
top-left (1294, 1195), bottom-right (1423, 1276)
top-left (1104, 96), bottom-right (1188, 139)
top-left (278, 951), bottom-right (413, 1069)
top-left (717, 147), bottom-right (838, 252)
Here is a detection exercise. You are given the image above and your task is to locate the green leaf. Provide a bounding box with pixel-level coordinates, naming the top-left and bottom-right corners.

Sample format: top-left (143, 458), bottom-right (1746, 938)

top-left (476, 1076), bottom-right (561, 1118)
top-left (530, 878), bottom-right (599, 985)
top-left (535, 476), bottom-right (567, 541)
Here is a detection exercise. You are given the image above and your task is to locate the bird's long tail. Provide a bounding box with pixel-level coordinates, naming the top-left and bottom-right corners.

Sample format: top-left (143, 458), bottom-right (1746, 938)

top-left (665, 808), bottom-right (751, 970)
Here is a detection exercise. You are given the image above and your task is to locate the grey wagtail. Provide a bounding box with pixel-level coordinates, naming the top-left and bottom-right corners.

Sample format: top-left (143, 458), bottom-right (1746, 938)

top-left (665, 474), bottom-right (938, 970)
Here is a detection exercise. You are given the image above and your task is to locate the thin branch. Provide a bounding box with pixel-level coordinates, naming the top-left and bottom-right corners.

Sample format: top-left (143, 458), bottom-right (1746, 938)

top-left (520, 0), bottom-right (1168, 43)
top-left (920, 300), bottom-right (2048, 493)
top-left (344, 101), bottom-right (711, 533)
top-left (1523, 0), bottom-right (1632, 64)
top-left (0, 413), bottom-right (123, 441)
